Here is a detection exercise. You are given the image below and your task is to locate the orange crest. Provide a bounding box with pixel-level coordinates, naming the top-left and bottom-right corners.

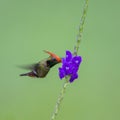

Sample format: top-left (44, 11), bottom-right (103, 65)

top-left (44, 50), bottom-right (61, 62)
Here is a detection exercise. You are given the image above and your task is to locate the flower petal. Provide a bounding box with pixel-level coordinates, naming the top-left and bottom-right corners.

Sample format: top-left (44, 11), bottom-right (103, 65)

top-left (58, 68), bottom-right (65, 79)
top-left (71, 66), bottom-right (79, 74)
top-left (69, 73), bottom-right (78, 83)
top-left (72, 56), bottom-right (82, 66)
top-left (61, 58), bottom-right (66, 65)
top-left (63, 63), bottom-right (72, 75)
top-left (66, 50), bottom-right (72, 62)
top-left (58, 50), bottom-right (82, 83)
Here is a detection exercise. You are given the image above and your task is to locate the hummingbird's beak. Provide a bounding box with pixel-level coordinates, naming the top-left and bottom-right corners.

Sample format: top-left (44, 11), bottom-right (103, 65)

top-left (44, 50), bottom-right (61, 62)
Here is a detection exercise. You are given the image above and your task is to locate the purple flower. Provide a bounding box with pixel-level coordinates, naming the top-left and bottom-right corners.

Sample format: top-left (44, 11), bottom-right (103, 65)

top-left (58, 50), bottom-right (82, 83)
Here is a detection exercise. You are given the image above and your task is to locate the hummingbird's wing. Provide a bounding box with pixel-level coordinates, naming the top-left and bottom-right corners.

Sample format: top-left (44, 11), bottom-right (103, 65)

top-left (17, 63), bottom-right (38, 70)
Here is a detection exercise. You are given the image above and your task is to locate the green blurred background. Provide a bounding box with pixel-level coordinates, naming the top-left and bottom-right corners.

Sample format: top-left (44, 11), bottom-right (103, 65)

top-left (0, 0), bottom-right (120, 120)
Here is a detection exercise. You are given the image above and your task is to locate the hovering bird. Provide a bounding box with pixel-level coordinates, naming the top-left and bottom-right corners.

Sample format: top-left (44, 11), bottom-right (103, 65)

top-left (20, 50), bottom-right (61, 78)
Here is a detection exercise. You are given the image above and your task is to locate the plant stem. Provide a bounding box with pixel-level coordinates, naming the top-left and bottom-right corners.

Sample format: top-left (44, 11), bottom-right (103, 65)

top-left (50, 79), bottom-right (69, 120)
top-left (74, 0), bottom-right (89, 55)
top-left (50, 0), bottom-right (89, 119)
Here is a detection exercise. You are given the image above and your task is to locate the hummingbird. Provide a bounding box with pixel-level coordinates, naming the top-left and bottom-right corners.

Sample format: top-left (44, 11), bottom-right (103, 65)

top-left (20, 50), bottom-right (61, 78)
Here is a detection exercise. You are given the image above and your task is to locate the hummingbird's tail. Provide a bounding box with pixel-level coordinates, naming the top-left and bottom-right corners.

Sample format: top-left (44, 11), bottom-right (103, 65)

top-left (20, 71), bottom-right (37, 77)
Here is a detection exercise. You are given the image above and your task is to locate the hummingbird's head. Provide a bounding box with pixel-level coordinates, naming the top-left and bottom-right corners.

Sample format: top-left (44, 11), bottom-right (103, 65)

top-left (46, 58), bottom-right (60, 68)
top-left (44, 50), bottom-right (61, 68)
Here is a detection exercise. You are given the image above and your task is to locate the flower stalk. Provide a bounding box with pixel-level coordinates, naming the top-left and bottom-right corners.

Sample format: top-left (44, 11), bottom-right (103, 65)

top-left (51, 79), bottom-right (69, 120)
top-left (50, 0), bottom-right (89, 119)
top-left (74, 0), bottom-right (89, 55)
